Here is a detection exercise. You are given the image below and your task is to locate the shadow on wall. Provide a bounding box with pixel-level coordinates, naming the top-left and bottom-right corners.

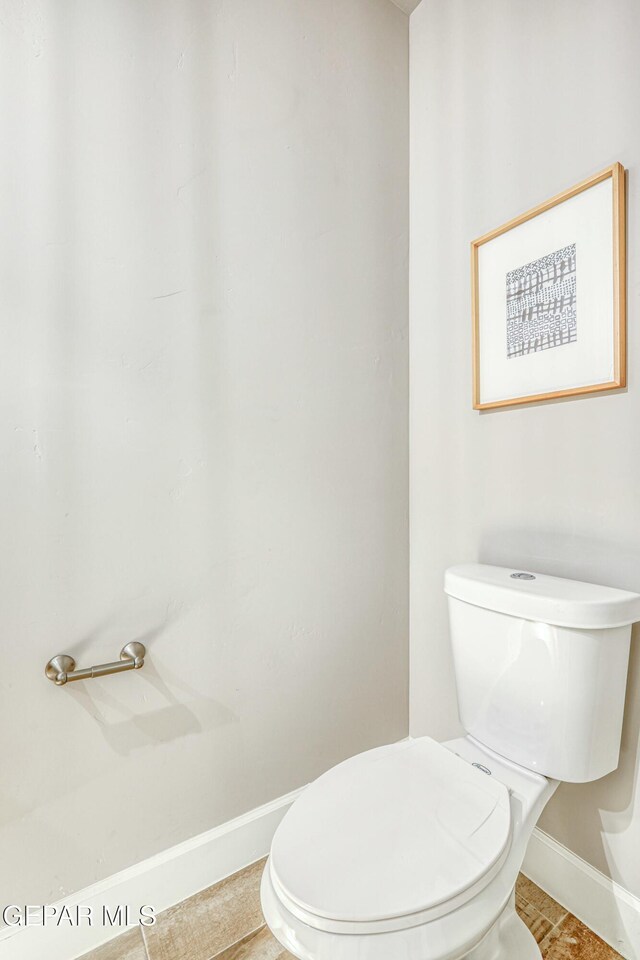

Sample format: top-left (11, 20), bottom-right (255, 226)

top-left (67, 659), bottom-right (237, 757)
top-left (478, 528), bottom-right (640, 593)
top-left (63, 608), bottom-right (238, 757)
top-left (479, 528), bottom-right (640, 879)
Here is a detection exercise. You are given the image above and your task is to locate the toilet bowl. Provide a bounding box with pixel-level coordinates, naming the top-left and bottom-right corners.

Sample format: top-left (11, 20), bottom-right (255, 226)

top-left (262, 736), bottom-right (557, 960)
top-left (262, 564), bottom-right (640, 960)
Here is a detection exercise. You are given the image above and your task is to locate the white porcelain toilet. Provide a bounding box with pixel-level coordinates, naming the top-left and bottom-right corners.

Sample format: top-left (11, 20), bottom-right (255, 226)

top-left (261, 563), bottom-right (640, 960)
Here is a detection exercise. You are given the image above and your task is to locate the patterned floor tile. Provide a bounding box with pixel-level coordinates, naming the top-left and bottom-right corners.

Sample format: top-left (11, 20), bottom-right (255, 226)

top-left (142, 858), bottom-right (266, 960)
top-left (214, 924), bottom-right (294, 959)
top-left (540, 913), bottom-right (624, 959)
top-left (76, 927), bottom-right (147, 960)
top-left (515, 892), bottom-right (554, 944)
top-left (517, 874), bottom-right (568, 926)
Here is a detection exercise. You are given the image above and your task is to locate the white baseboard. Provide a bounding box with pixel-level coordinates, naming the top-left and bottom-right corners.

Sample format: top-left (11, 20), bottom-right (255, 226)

top-left (523, 827), bottom-right (640, 960)
top-left (0, 786), bottom-right (304, 960)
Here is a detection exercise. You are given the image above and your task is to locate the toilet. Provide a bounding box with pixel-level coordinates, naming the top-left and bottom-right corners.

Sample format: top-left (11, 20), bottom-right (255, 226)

top-left (261, 563), bottom-right (640, 960)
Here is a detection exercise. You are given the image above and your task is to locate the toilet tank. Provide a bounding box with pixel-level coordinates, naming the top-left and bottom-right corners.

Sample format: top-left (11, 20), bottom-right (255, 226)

top-left (445, 564), bottom-right (640, 782)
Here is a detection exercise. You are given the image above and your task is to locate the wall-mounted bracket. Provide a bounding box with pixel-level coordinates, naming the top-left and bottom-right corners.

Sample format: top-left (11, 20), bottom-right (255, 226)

top-left (45, 642), bottom-right (146, 686)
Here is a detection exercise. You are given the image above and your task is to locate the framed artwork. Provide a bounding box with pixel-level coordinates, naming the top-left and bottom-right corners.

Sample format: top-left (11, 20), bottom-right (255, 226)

top-left (471, 162), bottom-right (626, 410)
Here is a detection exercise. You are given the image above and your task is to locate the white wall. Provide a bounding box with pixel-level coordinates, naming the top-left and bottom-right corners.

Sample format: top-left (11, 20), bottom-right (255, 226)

top-left (410, 0), bottom-right (640, 897)
top-left (0, 0), bottom-right (409, 906)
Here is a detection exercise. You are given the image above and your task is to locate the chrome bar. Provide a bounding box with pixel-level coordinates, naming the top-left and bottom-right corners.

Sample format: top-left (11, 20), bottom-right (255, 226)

top-left (45, 642), bottom-right (146, 686)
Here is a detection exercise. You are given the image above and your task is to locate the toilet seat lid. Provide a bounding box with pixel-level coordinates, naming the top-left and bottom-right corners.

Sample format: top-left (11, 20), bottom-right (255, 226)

top-left (270, 737), bottom-right (512, 924)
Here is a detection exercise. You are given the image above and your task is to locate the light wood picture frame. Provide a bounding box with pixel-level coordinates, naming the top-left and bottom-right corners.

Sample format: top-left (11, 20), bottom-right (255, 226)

top-left (471, 162), bottom-right (626, 410)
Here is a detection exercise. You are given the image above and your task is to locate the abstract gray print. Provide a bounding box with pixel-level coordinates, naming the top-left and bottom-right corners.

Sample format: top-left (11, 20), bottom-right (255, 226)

top-left (506, 244), bottom-right (577, 359)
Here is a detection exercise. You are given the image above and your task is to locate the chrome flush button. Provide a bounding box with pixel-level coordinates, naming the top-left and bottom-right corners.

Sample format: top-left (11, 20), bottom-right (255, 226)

top-left (510, 572), bottom-right (536, 580)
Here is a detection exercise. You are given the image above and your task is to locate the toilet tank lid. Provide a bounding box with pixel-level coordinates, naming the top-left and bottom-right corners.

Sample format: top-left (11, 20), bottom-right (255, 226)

top-left (445, 564), bottom-right (640, 629)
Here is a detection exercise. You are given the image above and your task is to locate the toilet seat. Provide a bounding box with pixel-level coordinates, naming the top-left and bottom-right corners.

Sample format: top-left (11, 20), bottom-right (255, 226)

top-left (270, 737), bottom-right (512, 935)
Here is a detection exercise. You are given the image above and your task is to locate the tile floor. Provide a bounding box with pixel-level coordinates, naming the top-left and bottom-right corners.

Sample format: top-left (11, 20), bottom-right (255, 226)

top-left (81, 859), bottom-right (624, 960)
